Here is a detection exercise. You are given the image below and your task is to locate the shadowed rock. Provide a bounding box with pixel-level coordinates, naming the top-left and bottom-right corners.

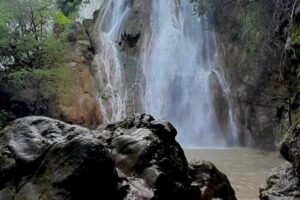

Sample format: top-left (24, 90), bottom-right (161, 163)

top-left (260, 162), bottom-right (300, 200)
top-left (260, 122), bottom-right (300, 200)
top-left (0, 114), bottom-right (237, 200)
top-left (0, 117), bottom-right (122, 200)
top-left (189, 161), bottom-right (236, 200)
top-left (280, 124), bottom-right (300, 176)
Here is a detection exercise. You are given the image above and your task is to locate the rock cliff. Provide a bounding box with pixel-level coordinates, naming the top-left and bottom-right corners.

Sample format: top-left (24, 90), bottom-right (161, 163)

top-left (260, 122), bottom-right (300, 199)
top-left (203, 0), bottom-right (300, 148)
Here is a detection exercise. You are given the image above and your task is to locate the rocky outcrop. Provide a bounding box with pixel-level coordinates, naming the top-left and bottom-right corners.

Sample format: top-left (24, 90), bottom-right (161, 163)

top-left (280, 122), bottom-right (300, 176)
top-left (195, 0), bottom-right (300, 149)
top-left (0, 20), bottom-right (102, 130)
top-left (0, 114), bottom-right (236, 200)
top-left (61, 22), bottom-right (103, 129)
top-left (0, 117), bottom-right (121, 200)
top-left (260, 162), bottom-right (300, 200)
top-left (189, 161), bottom-right (236, 200)
top-left (206, 0), bottom-right (287, 148)
top-left (260, 122), bottom-right (300, 199)
top-left (95, 114), bottom-right (191, 200)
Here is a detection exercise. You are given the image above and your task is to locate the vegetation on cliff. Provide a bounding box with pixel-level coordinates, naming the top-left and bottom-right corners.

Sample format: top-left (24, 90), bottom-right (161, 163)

top-left (0, 0), bottom-right (78, 128)
top-left (193, 0), bottom-right (300, 148)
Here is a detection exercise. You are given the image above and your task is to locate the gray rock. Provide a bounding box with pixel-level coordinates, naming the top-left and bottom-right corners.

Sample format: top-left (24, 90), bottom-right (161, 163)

top-left (0, 117), bottom-right (122, 200)
top-left (280, 123), bottom-right (300, 176)
top-left (260, 122), bottom-right (300, 200)
top-left (189, 161), bottom-right (237, 200)
top-left (95, 114), bottom-right (191, 200)
top-left (0, 114), bottom-right (237, 200)
top-left (260, 162), bottom-right (300, 200)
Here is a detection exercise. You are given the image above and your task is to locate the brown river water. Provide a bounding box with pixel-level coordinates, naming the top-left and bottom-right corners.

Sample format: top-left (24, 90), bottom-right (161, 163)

top-left (184, 148), bottom-right (284, 200)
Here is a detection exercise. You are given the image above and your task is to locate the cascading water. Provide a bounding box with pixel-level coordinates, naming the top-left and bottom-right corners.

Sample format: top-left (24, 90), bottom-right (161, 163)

top-left (93, 0), bottom-right (238, 147)
top-left (94, 1), bottom-right (131, 123)
top-left (141, 0), bottom-right (237, 147)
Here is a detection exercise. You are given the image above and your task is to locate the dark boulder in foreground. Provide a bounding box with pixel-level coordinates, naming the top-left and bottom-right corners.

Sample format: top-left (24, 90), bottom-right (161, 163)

top-left (260, 123), bottom-right (300, 200)
top-left (189, 161), bottom-right (236, 200)
top-left (0, 117), bottom-right (121, 200)
top-left (0, 114), bottom-right (236, 200)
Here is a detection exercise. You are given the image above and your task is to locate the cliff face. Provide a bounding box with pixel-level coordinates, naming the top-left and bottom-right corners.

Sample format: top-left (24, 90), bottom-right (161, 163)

top-left (58, 22), bottom-right (103, 129)
top-left (260, 121), bottom-right (300, 199)
top-left (88, 0), bottom-right (151, 122)
top-left (2, 0), bottom-right (299, 148)
top-left (0, 19), bottom-right (102, 130)
top-left (206, 0), bottom-right (300, 148)
top-left (81, 0), bottom-right (300, 148)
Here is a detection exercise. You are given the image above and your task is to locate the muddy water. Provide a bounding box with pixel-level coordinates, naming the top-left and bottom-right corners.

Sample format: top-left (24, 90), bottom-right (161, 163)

top-left (184, 148), bottom-right (284, 200)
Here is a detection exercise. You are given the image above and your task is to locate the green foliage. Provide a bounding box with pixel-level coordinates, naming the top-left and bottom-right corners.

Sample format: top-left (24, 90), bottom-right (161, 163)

top-left (58, 0), bottom-right (84, 16)
top-left (6, 69), bottom-right (31, 88)
top-left (4, 66), bottom-right (72, 103)
top-left (0, 0), bottom-right (71, 70)
top-left (241, 10), bottom-right (261, 52)
top-left (0, 0), bottom-right (76, 127)
top-left (292, 26), bottom-right (300, 46)
top-left (0, 1), bottom-right (10, 28)
top-left (54, 11), bottom-right (71, 26)
top-left (40, 37), bottom-right (70, 68)
top-left (192, 0), bottom-right (262, 53)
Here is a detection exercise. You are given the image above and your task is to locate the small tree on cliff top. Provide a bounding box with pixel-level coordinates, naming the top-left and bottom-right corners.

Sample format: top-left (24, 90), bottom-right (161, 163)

top-left (0, 0), bottom-right (71, 71)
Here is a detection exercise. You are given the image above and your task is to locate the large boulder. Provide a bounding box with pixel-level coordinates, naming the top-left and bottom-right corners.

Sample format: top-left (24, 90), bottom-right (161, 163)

top-left (260, 162), bottom-right (300, 200)
top-left (0, 117), bottom-right (123, 200)
top-left (189, 161), bottom-right (236, 200)
top-left (0, 114), bottom-right (237, 200)
top-left (260, 122), bottom-right (300, 200)
top-left (95, 114), bottom-right (191, 200)
top-left (280, 124), bottom-right (300, 176)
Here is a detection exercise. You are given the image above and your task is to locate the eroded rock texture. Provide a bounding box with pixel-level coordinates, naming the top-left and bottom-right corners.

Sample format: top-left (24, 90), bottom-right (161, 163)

top-left (0, 117), bottom-right (121, 200)
top-left (260, 123), bottom-right (300, 200)
top-left (0, 114), bottom-right (236, 200)
top-left (189, 161), bottom-right (236, 200)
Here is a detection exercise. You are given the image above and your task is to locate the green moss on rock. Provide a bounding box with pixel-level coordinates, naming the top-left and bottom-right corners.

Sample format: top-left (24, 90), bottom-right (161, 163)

top-left (292, 26), bottom-right (300, 46)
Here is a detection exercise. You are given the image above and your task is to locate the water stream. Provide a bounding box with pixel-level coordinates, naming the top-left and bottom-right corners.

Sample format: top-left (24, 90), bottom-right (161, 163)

top-left (94, 1), bottom-right (131, 123)
top-left (141, 0), bottom-right (236, 147)
top-left (92, 0), bottom-right (239, 147)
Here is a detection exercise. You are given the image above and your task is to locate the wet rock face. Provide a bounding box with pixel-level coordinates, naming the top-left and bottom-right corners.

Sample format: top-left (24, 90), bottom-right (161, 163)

top-left (63, 22), bottom-right (103, 129)
top-left (189, 161), bottom-right (237, 200)
top-left (260, 122), bottom-right (300, 200)
top-left (260, 163), bottom-right (300, 200)
top-left (95, 114), bottom-right (191, 199)
top-left (0, 114), bottom-right (237, 200)
top-left (280, 124), bottom-right (300, 176)
top-left (0, 117), bottom-right (121, 200)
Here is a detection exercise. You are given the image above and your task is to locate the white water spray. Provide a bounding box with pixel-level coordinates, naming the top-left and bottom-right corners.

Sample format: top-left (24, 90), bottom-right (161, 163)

top-left (94, 1), bottom-right (131, 123)
top-left (141, 0), bottom-right (238, 147)
top-left (92, 0), bottom-right (239, 147)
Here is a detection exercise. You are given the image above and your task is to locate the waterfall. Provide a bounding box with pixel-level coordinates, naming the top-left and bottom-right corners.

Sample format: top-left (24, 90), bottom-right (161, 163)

top-left (141, 0), bottom-right (237, 147)
top-left (93, 0), bottom-right (239, 147)
top-left (94, 1), bottom-right (131, 123)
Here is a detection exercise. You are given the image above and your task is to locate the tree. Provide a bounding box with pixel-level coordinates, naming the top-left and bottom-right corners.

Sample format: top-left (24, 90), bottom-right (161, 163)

top-left (57, 0), bottom-right (84, 16)
top-left (0, 0), bottom-right (71, 71)
top-left (0, 0), bottom-right (74, 128)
